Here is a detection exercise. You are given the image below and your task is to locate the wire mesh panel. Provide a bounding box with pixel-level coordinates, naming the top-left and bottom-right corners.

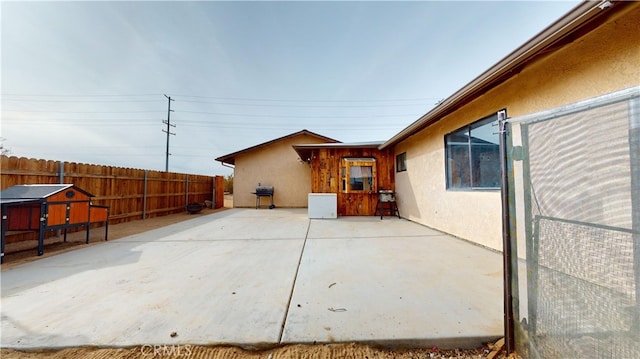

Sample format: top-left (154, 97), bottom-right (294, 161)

top-left (510, 88), bottom-right (640, 358)
top-left (533, 217), bottom-right (637, 357)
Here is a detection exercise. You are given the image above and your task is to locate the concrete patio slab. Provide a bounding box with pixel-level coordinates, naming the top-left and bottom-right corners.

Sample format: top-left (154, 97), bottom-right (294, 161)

top-left (1, 209), bottom-right (307, 348)
top-left (119, 208), bottom-right (310, 242)
top-left (307, 216), bottom-right (446, 239)
top-left (282, 218), bottom-right (503, 348)
top-left (1, 208), bottom-right (503, 350)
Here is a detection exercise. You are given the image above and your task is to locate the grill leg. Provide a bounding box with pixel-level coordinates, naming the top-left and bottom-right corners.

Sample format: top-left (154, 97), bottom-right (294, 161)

top-left (375, 199), bottom-right (384, 220)
top-left (389, 201), bottom-right (400, 218)
top-left (375, 200), bottom-right (400, 220)
top-left (255, 194), bottom-right (274, 209)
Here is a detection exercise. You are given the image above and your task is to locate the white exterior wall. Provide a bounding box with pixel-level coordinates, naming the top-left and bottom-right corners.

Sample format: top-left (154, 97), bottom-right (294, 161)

top-left (394, 5), bottom-right (640, 251)
top-left (395, 121), bottom-right (503, 250)
top-left (233, 134), bottom-right (329, 208)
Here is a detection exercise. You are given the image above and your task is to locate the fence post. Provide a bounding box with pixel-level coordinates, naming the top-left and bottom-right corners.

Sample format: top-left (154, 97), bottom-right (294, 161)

top-left (143, 170), bottom-right (148, 220)
top-left (58, 161), bottom-right (64, 184)
top-left (185, 174), bottom-right (189, 206)
top-left (499, 110), bottom-right (515, 354)
top-left (211, 176), bottom-right (216, 208)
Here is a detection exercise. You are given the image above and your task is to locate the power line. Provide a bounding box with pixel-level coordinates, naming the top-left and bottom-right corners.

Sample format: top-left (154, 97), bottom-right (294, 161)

top-left (2, 92), bottom-right (441, 103)
top-left (3, 99), bottom-right (164, 103)
top-left (176, 99), bottom-right (428, 108)
top-left (171, 94), bottom-right (440, 103)
top-left (2, 117), bottom-right (158, 124)
top-left (3, 98), bottom-right (430, 108)
top-left (2, 109), bottom-right (164, 114)
top-left (2, 117), bottom-right (408, 129)
top-left (2, 120), bottom-right (158, 127)
top-left (3, 109), bottom-right (417, 118)
top-left (177, 110), bottom-right (417, 118)
top-left (1, 93), bottom-right (162, 97)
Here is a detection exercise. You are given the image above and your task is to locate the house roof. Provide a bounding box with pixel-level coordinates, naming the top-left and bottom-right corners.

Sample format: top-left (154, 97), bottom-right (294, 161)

top-left (380, 0), bottom-right (631, 149)
top-left (215, 129), bottom-right (340, 166)
top-left (0, 184), bottom-right (94, 203)
top-left (292, 141), bottom-right (384, 162)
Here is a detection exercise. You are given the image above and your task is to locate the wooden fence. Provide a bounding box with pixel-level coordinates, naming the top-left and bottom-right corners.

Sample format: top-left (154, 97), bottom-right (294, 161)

top-left (1, 155), bottom-right (224, 244)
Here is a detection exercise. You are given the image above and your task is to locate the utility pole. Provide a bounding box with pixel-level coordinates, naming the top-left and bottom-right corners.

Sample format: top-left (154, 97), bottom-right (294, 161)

top-left (163, 94), bottom-right (176, 172)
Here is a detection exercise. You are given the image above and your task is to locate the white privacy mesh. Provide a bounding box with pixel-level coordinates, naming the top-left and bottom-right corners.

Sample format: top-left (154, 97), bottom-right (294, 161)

top-left (511, 89), bottom-right (640, 358)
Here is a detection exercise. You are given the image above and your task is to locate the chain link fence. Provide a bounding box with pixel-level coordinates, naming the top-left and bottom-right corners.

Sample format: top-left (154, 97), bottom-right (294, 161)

top-left (508, 87), bottom-right (640, 358)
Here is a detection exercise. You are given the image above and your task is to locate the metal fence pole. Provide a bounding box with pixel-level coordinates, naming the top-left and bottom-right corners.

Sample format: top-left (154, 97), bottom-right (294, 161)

top-left (185, 174), bottom-right (189, 207)
top-left (143, 170), bottom-right (148, 220)
top-left (499, 110), bottom-right (515, 354)
top-left (212, 177), bottom-right (216, 208)
top-left (58, 162), bottom-right (64, 184)
top-left (629, 96), bottom-right (640, 331)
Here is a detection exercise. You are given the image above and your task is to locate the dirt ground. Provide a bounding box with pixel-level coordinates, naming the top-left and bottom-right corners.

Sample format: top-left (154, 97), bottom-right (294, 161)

top-left (1, 194), bottom-right (234, 267)
top-left (1, 195), bottom-right (517, 358)
top-left (1, 342), bottom-right (516, 359)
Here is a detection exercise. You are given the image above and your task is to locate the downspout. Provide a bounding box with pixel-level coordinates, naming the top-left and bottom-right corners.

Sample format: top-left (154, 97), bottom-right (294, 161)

top-left (220, 161), bottom-right (234, 170)
top-left (219, 161), bottom-right (235, 208)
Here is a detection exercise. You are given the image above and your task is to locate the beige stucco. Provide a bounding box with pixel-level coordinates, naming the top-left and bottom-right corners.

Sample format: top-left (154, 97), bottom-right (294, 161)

top-left (233, 134), bottom-right (329, 208)
top-left (395, 5), bottom-right (640, 251)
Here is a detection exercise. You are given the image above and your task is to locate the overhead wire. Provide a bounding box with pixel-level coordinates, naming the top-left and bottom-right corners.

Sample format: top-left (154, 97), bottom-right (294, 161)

top-left (1, 94), bottom-right (423, 167)
top-left (2, 93), bottom-right (426, 134)
top-left (2, 99), bottom-right (164, 103)
top-left (175, 99), bottom-right (428, 108)
top-left (1, 93), bottom-right (162, 97)
top-left (168, 93), bottom-right (440, 103)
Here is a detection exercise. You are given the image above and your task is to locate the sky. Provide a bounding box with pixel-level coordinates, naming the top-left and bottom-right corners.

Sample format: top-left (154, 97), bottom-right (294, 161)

top-left (1, 0), bottom-right (580, 176)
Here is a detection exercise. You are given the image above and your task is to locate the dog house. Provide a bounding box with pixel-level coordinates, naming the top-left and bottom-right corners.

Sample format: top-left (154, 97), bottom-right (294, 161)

top-left (0, 184), bottom-right (109, 263)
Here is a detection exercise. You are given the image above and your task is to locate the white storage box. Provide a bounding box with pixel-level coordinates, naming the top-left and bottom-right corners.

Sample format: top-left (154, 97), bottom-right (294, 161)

top-left (308, 193), bottom-right (337, 219)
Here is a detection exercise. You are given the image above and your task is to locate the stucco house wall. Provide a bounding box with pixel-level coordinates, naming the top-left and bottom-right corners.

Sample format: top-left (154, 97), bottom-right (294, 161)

top-left (394, 3), bottom-right (640, 251)
top-left (232, 133), bottom-right (335, 208)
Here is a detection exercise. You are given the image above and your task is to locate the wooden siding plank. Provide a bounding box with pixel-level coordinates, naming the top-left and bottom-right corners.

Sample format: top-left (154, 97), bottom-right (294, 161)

top-left (309, 148), bottom-right (395, 216)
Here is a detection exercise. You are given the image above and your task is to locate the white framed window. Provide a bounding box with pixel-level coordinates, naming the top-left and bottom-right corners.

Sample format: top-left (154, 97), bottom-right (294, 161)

top-left (341, 157), bottom-right (377, 193)
top-left (396, 152), bottom-right (407, 172)
top-left (445, 113), bottom-right (501, 190)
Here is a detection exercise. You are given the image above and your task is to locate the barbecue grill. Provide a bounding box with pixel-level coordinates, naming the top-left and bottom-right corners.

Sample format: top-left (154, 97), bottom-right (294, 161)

top-left (374, 189), bottom-right (400, 219)
top-left (252, 185), bottom-right (275, 209)
top-left (378, 190), bottom-right (395, 203)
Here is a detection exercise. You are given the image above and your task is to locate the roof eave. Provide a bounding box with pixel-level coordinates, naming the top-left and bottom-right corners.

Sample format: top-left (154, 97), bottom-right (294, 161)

top-left (292, 142), bottom-right (385, 162)
top-left (215, 129), bottom-right (340, 166)
top-left (0, 184), bottom-right (94, 200)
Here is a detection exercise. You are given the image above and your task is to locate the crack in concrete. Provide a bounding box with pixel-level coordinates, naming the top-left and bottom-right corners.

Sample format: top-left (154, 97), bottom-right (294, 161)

top-left (277, 219), bottom-right (311, 343)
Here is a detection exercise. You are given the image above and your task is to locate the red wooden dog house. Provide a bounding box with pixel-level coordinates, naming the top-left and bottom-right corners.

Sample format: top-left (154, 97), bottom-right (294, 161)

top-left (0, 184), bottom-right (109, 263)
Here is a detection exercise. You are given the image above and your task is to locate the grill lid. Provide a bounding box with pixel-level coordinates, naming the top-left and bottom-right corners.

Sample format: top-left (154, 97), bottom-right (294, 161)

top-left (255, 185), bottom-right (274, 195)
